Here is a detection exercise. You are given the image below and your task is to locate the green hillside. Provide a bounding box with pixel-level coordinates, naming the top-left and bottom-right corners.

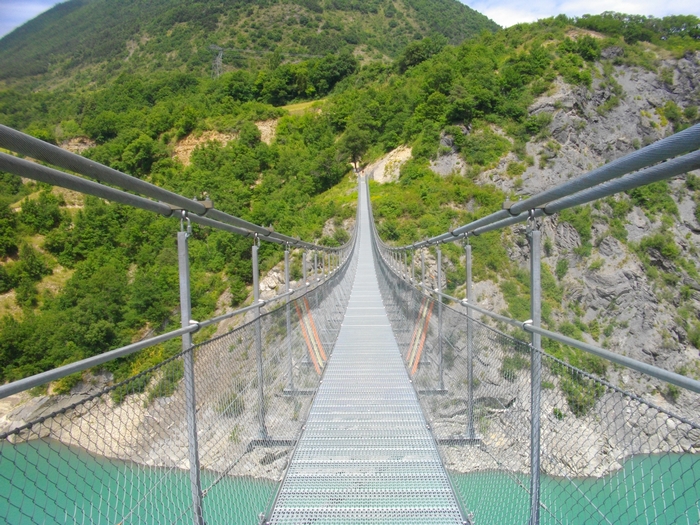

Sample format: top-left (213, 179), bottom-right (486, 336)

top-left (1, 10), bottom-right (699, 398)
top-left (0, 0), bottom-right (498, 86)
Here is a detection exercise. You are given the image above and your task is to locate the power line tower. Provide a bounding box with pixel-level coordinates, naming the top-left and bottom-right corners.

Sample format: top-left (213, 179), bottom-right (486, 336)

top-left (209, 45), bottom-right (224, 79)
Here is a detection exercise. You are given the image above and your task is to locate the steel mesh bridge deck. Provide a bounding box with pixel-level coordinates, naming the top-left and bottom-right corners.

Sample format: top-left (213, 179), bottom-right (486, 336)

top-left (267, 180), bottom-right (464, 524)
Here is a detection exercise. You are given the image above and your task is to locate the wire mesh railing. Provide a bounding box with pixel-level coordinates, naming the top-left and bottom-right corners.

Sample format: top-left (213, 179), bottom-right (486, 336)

top-left (0, 246), bottom-right (357, 525)
top-left (374, 240), bottom-right (700, 524)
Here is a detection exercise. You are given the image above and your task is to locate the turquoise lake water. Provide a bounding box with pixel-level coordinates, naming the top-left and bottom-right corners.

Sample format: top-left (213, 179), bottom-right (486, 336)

top-left (1, 440), bottom-right (698, 524)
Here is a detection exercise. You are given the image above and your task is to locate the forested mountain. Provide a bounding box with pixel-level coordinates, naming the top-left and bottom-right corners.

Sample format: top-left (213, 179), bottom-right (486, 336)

top-left (0, 6), bottom-right (699, 412)
top-left (0, 0), bottom-right (497, 86)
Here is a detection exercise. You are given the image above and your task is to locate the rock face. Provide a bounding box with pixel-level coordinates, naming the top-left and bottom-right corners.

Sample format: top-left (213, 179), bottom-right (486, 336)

top-left (471, 51), bottom-right (700, 424)
top-left (365, 146), bottom-right (412, 183)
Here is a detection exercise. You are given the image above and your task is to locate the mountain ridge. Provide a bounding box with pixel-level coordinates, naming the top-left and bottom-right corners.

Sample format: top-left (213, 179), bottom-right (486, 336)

top-left (0, 0), bottom-right (499, 86)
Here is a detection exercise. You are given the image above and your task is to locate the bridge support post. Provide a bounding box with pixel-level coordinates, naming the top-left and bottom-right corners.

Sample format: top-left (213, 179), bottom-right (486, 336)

top-left (411, 250), bottom-right (415, 283)
top-left (437, 246), bottom-right (444, 391)
top-left (529, 225), bottom-right (542, 525)
top-left (314, 251), bottom-right (318, 282)
top-left (465, 242), bottom-right (476, 440)
top-left (253, 238), bottom-right (269, 440)
top-left (285, 246), bottom-right (294, 393)
top-left (177, 224), bottom-right (205, 525)
top-left (303, 250), bottom-right (308, 292)
top-left (421, 249), bottom-right (425, 289)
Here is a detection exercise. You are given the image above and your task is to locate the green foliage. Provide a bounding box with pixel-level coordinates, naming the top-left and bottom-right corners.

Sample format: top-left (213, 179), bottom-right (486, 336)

top-left (3, 10), bottom-right (700, 397)
top-left (573, 12), bottom-right (700, 49)
top-left (52, 372), bottom-right (83, 395)
top-left (111, 373), bottom-right (152, 405)
top-left (638, 233), bottom-right (680, 260)
top-left (541, 264), bottom-right (562, 304)
top-left (506, 162), bottom-right (526, 177)
top-left (148, 359), bottom-right (185, 401)
top-left (588, 258), bottom-right (604, 271)
top-left (664, 384), bottom-right (681, 403)
top-left (686, 174), bottom-right (700, 191)
top-left (555, 258), bottom-right (568, 280)
top-left (454, 127), bottom-right (511, 167)
top-left (560, 373), bottom-right (604, 416)
top-left (554, 53), bottom-right (592, 86)
top-left (524, 112), bottom-right (552, 136)
top-left (500, 278), bottom-right (530, 321)
top-left (19, 191), bottom-right (64, 234)
top-left (559, 206), bottom-right (592, 244)
top-left (398, 37), bottom-right (446, 72)
top-left (543, 326), bottom-right (607, 416)
top-left (500, 353), bottom-right (529, 381)
top-left (558, 36), bottom-right (601, 61)
top-left (341, 124), bottom-right (370, 167)
top-left (0, 202), bottom-right (18, 257)
top-left (0, 0), bottom-right (498, 85)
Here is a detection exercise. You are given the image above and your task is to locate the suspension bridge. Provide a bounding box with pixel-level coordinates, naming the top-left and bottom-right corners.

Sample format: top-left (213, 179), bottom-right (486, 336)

top-left (0, 123), bottom-right (699, 524)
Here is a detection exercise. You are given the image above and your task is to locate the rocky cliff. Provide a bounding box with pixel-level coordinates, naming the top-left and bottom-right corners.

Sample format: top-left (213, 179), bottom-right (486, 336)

top-left (444, 50), bottom-right (700, 421)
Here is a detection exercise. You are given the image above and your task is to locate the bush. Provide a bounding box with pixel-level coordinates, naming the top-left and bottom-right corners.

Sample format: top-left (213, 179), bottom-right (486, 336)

top-left (455, 127), bottom-right (511, 167)
top-left (524, 112), bottom-right (552, 136)
top-left (506, 162), bottom-right (526, 177)
top-left (629, 181), bottom-right (678, 217)
top-left (148, 360), bottom-right (184, 401)
top-left (561, 373), bottom-right (604, 416)
top-left (111, 373), bottom-right (152, 404)
top-left (19, 191), bottom-right (63, 234)
top-left (555, 258), bottom-right (568, 280)
top-left (500, 353), bottom-right (529, 381)
top-left (639, 233), bottom-right (680, 260)
top-left (559, 206), bottom-right (592, 244)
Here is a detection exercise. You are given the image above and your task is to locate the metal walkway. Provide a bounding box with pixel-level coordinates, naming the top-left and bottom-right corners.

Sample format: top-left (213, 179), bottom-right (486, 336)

top-left (267, 179), bottom-right (464, 524)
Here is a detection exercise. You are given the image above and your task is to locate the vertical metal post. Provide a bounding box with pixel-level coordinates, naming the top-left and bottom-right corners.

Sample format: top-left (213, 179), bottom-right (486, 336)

top-left (465, 241), bottom-right (475, 439)
top-left (421, 249), bottom-right (425, 289)
top-left (303, 250), bottom-right (308, 292)
top-left (177, 223), bottom-right (204, 525)
top-left (285, 246), bottom-right (294, 393)
top-left (411, 250), bottom-right (415, 283)
top-left (437, 246), bottom-right (444, 391)
top-left (314, 251), bottom-right (318, 282)
top-left (252, 238), bottom-right (268, 440)
top-left (529, 224), bottom-right (542, 525)
top-left (403, 251), bottom-right (407, 278)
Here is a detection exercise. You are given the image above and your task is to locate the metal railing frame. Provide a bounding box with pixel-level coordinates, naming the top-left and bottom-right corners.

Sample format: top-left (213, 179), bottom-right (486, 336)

top-left (367, 125), bottom-right (700, 524)
top-left (0, 124), bottom-right (359, 525)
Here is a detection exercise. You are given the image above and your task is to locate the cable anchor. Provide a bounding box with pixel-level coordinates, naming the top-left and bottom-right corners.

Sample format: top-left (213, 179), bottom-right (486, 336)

top-left (180, 210), bottom-right (191, 236)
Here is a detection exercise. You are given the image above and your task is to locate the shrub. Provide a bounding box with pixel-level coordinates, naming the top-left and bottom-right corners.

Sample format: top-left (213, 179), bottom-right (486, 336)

top-left (501, 353), bottom-right (529, 381)
top-left (559, 206), bottom-right (592, 244)
top-left (555, 259), bottom-right (568, 280)
top-left (506, 162), bottom-right (526, 177)
top-left (148, 360), bottom-right (184, 401)
top-left (639, 233), bottom-right (680, 260)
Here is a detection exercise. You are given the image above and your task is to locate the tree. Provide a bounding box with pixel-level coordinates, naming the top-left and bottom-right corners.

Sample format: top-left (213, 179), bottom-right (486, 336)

top-left (340, 124), bottom-right (370, 169)
top-left (0, 203), bottom-right (17, 257)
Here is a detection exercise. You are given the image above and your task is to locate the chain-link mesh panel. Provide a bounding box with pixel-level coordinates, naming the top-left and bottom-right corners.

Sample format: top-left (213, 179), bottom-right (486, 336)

top-left (0, 252), bottom-right (356, 525)
top-left (538, 353), bottom-right (700, 524)
top-left (374, 244), bottom-right (700, 525)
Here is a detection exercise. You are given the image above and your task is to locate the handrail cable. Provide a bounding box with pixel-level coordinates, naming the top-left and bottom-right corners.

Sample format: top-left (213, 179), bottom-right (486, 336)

top-left (383, 123), bottom-right (700, 251)
top-left (0, 124), bottom-right (345, 251)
